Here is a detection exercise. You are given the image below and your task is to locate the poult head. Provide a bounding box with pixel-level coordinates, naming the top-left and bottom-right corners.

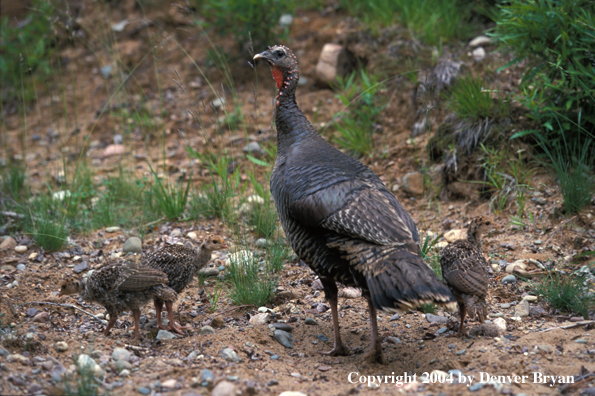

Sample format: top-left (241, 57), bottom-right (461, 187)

top-left (253, 45), bottom-right (299, 95)
top-left (59, 279), bottom-right (82, 296)
top-left (203, 235), bottom-right (229, 252)
top-left (468, 216), bottom-right (496, 236)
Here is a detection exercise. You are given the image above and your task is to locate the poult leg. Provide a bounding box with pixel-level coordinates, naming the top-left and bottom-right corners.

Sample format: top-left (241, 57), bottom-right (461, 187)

top-left (154, 300), bottom-right (167, 330)
top-left (363, 298), bottom-right (385, 364)
top-left (132, 309), bottom-right (141, 340)
top-left (318, 281), bottom-right (349, 357)
top-left (165, 301), bottom-right (191, 335)
top-left (103, 314), bottom-right (118, 337)
top-left (458, 301), bottom-right (467, 336)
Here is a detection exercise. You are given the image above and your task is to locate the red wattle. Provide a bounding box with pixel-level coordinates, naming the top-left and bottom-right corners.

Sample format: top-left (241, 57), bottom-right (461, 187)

top-left (271, 66), bottom-right (284, 90)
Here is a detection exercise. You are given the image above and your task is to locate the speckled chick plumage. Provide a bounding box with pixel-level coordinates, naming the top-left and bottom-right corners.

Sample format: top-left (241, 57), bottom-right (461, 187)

top-left (59, 255), bottom-right (177, 339)
top-left (440, 216), bottom-right (494, 332)
top-left (143, 235), bottom-right (228, 294)
top-left (254, 45), bottom-right (455, 363)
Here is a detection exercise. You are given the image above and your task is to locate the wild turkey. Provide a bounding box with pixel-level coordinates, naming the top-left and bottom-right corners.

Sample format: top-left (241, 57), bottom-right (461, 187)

top-left (59, 254), bottom-right (177, 340)
top-left (142, 234), bottom-right (228, 335)
top-left (440, 216), bottom-right (494, 335)
top-left (254, 45), bottom-right (456, 364)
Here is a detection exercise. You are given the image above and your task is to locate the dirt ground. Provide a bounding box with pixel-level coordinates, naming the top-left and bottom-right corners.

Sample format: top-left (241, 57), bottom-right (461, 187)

top-left (1, 1), bottom-right (595, 395)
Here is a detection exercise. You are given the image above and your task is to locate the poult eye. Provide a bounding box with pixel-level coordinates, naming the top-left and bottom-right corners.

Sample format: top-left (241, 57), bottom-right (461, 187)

top-left (275, 50), bottom-right (285, 58)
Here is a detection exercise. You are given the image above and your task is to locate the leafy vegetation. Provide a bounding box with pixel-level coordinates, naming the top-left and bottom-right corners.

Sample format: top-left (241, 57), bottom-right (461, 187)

top-left (0, 0), bottom-right (56, 103)
top-left (531, 272), bottom-right (595, 319)
top-left (227, 249), bottom-right (277, 306)
top-left (492, 0), bottom-right (595, 146)
top-left (332, 69), bottom-right (386, 157)
top-left (148, 165), bottom-right (192, 221)
top-left (197, 0), bottom-right (296, 51)
top-left (447, 75), bottom-right (508, 121)
top-left (339, 0), bottom-right (475, 44)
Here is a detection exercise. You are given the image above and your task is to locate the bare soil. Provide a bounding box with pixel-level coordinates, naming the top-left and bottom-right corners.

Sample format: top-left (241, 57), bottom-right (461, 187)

top-left (1, 1), bottom-right (594, 395)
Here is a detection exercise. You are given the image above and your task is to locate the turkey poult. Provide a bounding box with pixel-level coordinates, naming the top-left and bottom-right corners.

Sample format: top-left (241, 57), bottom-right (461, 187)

top-left (440, 216), bottom-right (494, 335)
top-left (142, 234), bottom-right (228, 335)
top-left (59, 255), bottom-right (177, 340)
top-left (254, 45), bottom-right (456, 364)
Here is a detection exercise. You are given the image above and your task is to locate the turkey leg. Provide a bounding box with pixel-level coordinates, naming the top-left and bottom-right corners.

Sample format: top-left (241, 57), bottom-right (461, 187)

top-left (458, 301), bottom-right (467, 336)
top-left (363, 298), bottom-right (385, 364)
top-left (132, 309), bottom-right (141, 340)
top-left (164, 301), bottom-right (191, 335)
top-left (319, 281), bottom-right (349, 356)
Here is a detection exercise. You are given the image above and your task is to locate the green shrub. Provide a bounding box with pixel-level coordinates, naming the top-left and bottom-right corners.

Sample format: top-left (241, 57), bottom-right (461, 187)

top-left (0, 0), bottom-right (56, 103)
top-left (148, 165), bottom-right (192, 220)
top-left (447, 75), bottom-right (508, 121)
top-left (227, 250), bottom-right (276, 306)
top-left (339, 0), bottom-right (473, 44)
top-left (531, 272), bottom-right (595, 319)
top-left (197, 0), bottom-right (295, 51)
top-left (492, 0), bottom-right (595, 144)
top-left (332, 69), bottom-right (386, 157)
top-left (25, 195), bottom-right (69, 251)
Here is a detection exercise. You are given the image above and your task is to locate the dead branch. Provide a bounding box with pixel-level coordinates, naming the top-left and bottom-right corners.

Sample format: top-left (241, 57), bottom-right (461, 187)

top-left (538, 320), bottom-right (593, 333)
top-left (19, 301), bottom-right (108, 325)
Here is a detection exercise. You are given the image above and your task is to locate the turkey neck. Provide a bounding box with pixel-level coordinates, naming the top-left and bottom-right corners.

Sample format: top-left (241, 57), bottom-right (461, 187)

top-left (274, 84), bottom-right (320, 157)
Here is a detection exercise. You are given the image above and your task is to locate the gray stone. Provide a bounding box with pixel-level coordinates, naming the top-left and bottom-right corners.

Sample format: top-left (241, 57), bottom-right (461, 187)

top-left (575, 339), bottom-right (588, 344)
top-left (243, 142), bottom-right (264, 156)
top-left (123, 237), bottom-right (142, 253)
top-left (272, 323), bottom-right (293, 332)
top-left (199, 325), bottom-right (216, 335)
top-left (502, 275), bottom-right (517, 284)
top-left (500, 303), bottom-right (511, 309)
top-left (200, 369), bottom-right (214, 385)
top-left (255, 238), bottom-right (268, 248)
top-left (537, 345), bottom-right (551, 353)
top-left (426, 313), bottom-right (449, 324)
top-left (389, 313), bottom-right (400, 321)
top-left (437, 327), bottom-right (448, 334)
top-left (198, 268), bottom-right (219, 278)
top-left (16, 264), bottom-right (26, 271)
top-left (469, 383), bottom-right (484, 391)
top-left (457, 349), bottom-right (466, 355)
top-left (0, 237), bottom-right (17, 250)
top-left (187, 350), bottom-right (202, 360)
top-left (212, 97), bottom-right (225, 108)
top-left (212, 380), bottom-right (237, 396)
top-left (218, 348), bottom-right (242, 363)
top-left (112, 347), bottom-right (131, 362)
top-left (305, 317), bottom-right (318, 325)
top-left (156, 330), bottom-right (177, 340)
top-left (73, 261), bottom-right (89, 273)
top-left (138, 386), bottom-right (151, 395)
top-left (534, 239), bottom-right (542, 245)
top-left (0, 347), bottom-right (9, 357)
top-left (270, 354), bottom-right (280, 360)
top-left (515, 300), bottom-right (530, 317)
top-left (249, 313), bottom-right (270, 325)
top-left (279, 14), bottom-right (293, 27)
top-left (317, 334), bottom-right (329, 342)
top-left (274, 330), bottom-right (294, 348)
top-left (534, 197), bottom-right (547, 205)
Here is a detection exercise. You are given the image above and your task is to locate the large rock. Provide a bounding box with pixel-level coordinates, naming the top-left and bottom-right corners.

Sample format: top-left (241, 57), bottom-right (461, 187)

top-left (0, 237), bottom-right (17, 250)
top-left (212, 381), bottom-right (237, 396)
top-left (515, 300), bottom-right (530, 317)
top-left (401, 172), bottom-right (425, 196)
top-left (444, 229), bottom-right (466, 243)
top-left (123, 237), bottom-right (142, 253)
top-left (315, 44), bottom-right (357, 85)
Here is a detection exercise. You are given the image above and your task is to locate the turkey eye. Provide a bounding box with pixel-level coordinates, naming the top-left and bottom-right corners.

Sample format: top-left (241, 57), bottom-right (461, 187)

top-left (275, 50), bottom-right (284, 58)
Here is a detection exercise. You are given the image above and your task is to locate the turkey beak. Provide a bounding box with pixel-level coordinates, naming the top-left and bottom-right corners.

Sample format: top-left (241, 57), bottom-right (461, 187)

top-left (254, 51), bottom-right (272, 63)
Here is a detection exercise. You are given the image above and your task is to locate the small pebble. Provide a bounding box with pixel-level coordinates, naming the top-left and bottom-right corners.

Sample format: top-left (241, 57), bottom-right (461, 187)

top-left (457, 349), bottom-right (466, 355)
top-left (317, 335), bottom-right (329, 342)
top-left (105, 226), bottom-right (120, 233)
top-left (304, 317), bottom-right (318, 325)
top-left (575, 339), bottom-right (588, 344)
top-left (138, 387), bottom-right (151, 395)
top-left (502, 275), bottom-right (517, 284)
top-left (156, 330), bottom-right (177, 340)
top-left (15, 245), bottom-right (27, 253)
top-left (274, 330), bottom-right (294, 348)
top-left (199, 326), bottom-right (216, 335)
top-left (54, 341), bottom-right (68, 352)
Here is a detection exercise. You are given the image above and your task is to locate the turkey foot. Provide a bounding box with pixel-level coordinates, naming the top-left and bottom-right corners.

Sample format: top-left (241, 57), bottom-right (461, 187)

top-left (318, 342), bottom-right (350, 357)
top-left (363, 345), bottom-right (385, 365)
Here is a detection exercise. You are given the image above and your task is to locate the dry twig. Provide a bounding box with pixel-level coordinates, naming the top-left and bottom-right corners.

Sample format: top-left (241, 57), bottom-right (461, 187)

top-left (19, 301), bottom-right (108, 325)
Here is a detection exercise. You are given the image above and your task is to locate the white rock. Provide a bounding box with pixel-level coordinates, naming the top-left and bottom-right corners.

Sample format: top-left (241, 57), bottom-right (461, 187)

top-left (444, 229), bottom-right (466, 243)
top-left (472, 47), bottom-right (486, 61)
top-left (54, 341), bottom-right (69, 352)
top-left (52, 190), bottom-right (71, 201)
top-left (212, 380), bottom-right (237, 396)
top-left (279, 392), bottom-right (307, 396)
top-left (506, 260), bottom-right (526, 274)
top-left (523, 295), bottom-right (538, 302)
top-left (212, 97), bottom-right (226, 108)
top-left (161, 379), bottom-right (178, 389)
top-left (28, 252), bottom-right (38, 259)
top-left (14, 245), bottom-right (27, 253)
top-left (249, 312), bottom-right (271, 325)
top-left (77, 354), bottom-right (103, 377)
top-left (468, 35), bottom-right (491, 47)
top-left (493, 317), bottom-right (507, 332)
top-left (187, 232), bottom-right (198, 240)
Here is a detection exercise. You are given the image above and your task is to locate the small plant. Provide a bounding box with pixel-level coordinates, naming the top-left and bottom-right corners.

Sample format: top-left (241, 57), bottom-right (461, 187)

top-left (420, 304), bottom-right (437, 314)
top-left (447, 75), bottom-right (507, 121)
top-left (25, 195), bottom-right (69, 251)
top-left (148, 165), bottom-right (192, 220)
top-left (1, 163), bottom-right (28, 202)
top-left (534, 132), bottom-right (595, 214)
top-left (420, 232), bottom-right (443, 279)
top-left (332, 69), bottom-right (386, 157)
top-left (207, 279), bottom-right (225, 313)
top-left (198, 0), bottom-right (295, 51)
top-left (531, 272), bottom-right (595, 319)
top-left (57, 355), bottom-right (104, 396)
top-left (227, 249), bottom-right (276, 306)
top-left (265, 238), bottom-right (293, 273)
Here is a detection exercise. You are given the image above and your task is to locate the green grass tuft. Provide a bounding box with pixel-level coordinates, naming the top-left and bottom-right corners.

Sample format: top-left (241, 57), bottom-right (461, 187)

top-left (531, 272), bottom-right (595, 319)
